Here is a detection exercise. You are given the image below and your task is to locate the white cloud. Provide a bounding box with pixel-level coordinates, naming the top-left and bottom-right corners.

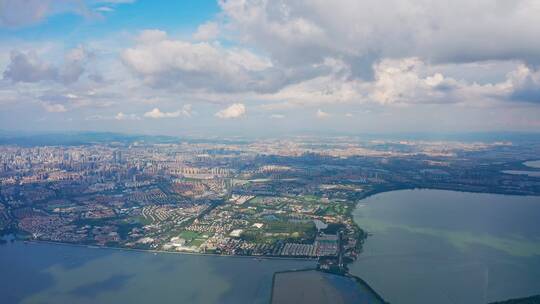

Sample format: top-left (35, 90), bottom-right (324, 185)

top-left (117, 16), bottom-right (540, 111)
top-left (143, 105), bottom-right (192, 119)
top-left (60, 46), bottom-right (91, 83)
top-left (215, 103), bottom-right (246, 119)
top-left (136, 29), bottom-right (167, 44)
top-left (180, 104), bottom-right (193, 117)
top-left (3, 47), bottom-right (90, 84)
top-left (193, 22), bottom-right (220, 41)
top-left (3, 50), bottom-right (57, 83)
top-left (95, 6), bottom-right (114, 12)
top-left (115, 112), bottom-right (140, 120)
top-left (42, 103), bottom-right (67, 113)
top-left (219, 0), bottom-right (540, 70)
top-left (370, 58), bottom-right (462, 105)
top-left (506, 65), bottom-right (540, 103)
top-left (121, 30), bottom-right (280, 93)
top-left (85, 114), bottom-right (107, 121)
top-left (2, 0), bottom-right (540, 134)
top-left (316, 109), bottom-right (329, 119)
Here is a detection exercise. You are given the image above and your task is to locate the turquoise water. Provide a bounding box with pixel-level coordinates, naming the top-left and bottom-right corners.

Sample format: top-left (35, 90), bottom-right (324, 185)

top-left (0, 242), bottom-right (314, 304)
top-left (350, 189), bottom-right (540, 304)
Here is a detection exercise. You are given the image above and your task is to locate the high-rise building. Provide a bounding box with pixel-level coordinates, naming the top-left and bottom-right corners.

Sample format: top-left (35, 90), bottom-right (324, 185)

top-left (113, 150), bottom-right (122, 164)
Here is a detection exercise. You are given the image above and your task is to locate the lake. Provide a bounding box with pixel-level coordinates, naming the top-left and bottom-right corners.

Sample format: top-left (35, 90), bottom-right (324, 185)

top-left (350, 189), bottom-right (540, 304)
top-left (524, 160), bottom-right (540, 169)
top-left (271, 270), bottom-right (384, 304)
top-left (502, 170), bottom-right (540, 177)
top-left (0, 242), bottom-right (314, 304)
top-left (502, 160), bottom-right (540, 177)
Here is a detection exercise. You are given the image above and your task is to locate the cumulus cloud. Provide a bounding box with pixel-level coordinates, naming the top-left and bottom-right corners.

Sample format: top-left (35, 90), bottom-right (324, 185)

top-left (180, 104), bottom-right (193, 117)
top-left (506, 65), bottom-right (540, 103)
top-left (3, 47), bottom-right (90, 84)
top-left (193, 22), bottom-right (220, 41)
top-left (121, 30), bottom-right (295, 93)
top-left (259, 68), bottom-right (368, 108)
top-left (143, 105), bottom-right (192, 119)
top-left (114, 1), bottom-right (540, 110)
top-left (60, 47), bottom-right (91, 83)
top-left (215, 103), bottom-right (246, 119)
top-left (115, 112), bottom-right (140, 120)
top-left (316, 109), bottom-right (329, 119)
top-left (3, 51), bottom-right (58, 83)
top-left (42, 103), bottom-right (67, 113)
top-left (3, 0), bottom-right (540, 133)
top-left (370, 58), bottom-right (461, 104)
top-left (219, 0), bottom-right (540, 72)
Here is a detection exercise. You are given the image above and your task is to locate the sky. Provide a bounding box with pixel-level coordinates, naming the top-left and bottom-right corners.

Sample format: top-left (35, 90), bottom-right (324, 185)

top-left (1, 0), bottom-right (540, 137)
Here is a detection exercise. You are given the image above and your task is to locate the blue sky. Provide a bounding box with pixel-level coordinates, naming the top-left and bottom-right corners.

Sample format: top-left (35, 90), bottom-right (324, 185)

top-left (1, 0), bottom-right (540, 136)
top-left (0, 1), bottom-right (219, 44)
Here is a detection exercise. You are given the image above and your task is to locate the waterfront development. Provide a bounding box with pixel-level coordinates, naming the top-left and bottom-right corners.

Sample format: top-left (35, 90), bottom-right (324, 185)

top-left (2, 188), bottom-right (539, 304)
top-left (1, 134), bottom-right (539, 303)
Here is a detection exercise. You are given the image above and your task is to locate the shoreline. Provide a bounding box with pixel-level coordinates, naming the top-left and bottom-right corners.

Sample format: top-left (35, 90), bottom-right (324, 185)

top-left (7, 187), bottom-right (537, 263)
top-left (2, 187), bottom-right (401, 263)
top-left (8, 239), bottom-right (318, 262)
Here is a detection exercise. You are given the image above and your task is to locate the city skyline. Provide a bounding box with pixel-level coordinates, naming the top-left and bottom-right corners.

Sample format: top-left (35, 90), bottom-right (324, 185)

top-left (1, 0), bottom-right (540, 136)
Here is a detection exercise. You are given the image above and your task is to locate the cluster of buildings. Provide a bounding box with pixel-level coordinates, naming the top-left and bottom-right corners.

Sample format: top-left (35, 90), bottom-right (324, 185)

top-left (2, 136), bottom-right (534, 264)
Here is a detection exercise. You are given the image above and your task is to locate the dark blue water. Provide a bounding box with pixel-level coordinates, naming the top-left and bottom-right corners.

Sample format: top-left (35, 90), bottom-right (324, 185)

top-left (271, 270), bottom-right (384, 304)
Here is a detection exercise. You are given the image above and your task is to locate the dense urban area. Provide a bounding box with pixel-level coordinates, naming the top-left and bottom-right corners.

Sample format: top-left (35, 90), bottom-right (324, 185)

top-left (1, 134), bottom-right (539, 269)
